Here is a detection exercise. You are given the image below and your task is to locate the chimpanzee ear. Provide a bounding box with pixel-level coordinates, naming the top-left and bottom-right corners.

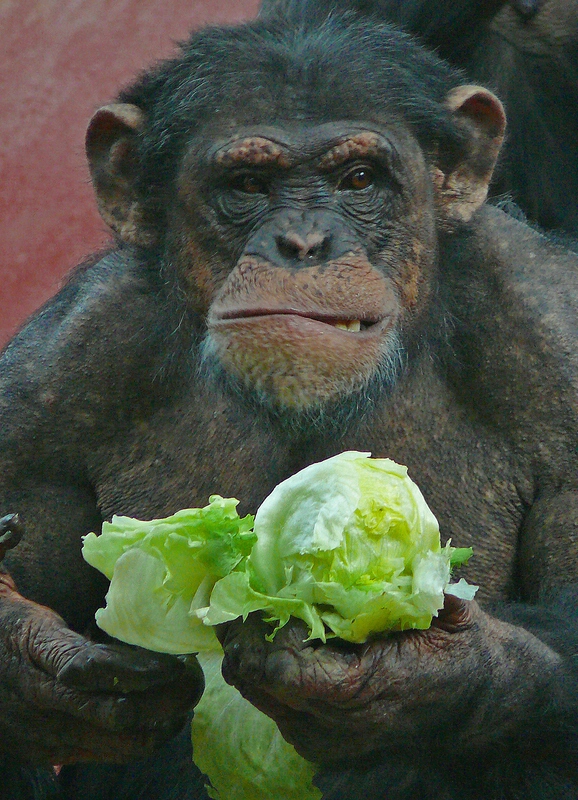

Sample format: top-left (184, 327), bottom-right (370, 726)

top-left (432, 86), bottom-right (506, 225)
top-left (86, 103), bottom-right (155, 246)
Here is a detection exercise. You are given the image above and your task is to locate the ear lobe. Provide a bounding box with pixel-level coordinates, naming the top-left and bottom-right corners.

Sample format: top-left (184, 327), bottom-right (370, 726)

top-left (433, 86), bottom-right (506, 225)
top-left (86, 103), bottom-right (155, 246)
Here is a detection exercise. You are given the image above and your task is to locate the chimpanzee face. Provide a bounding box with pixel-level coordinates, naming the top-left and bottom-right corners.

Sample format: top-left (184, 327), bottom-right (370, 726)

top-left (173, 118), bottom-right (438, 418)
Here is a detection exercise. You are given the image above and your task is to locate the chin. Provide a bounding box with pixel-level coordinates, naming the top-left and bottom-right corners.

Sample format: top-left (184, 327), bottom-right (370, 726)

top-left (199, 323), bottom-right (404, 436)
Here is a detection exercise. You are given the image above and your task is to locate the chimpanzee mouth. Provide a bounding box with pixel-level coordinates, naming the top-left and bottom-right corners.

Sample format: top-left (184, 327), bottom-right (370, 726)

top-left (210, 309), bottom-right (381, 333)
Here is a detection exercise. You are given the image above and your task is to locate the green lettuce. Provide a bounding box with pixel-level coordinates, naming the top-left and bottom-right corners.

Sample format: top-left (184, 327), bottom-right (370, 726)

top-left (82, 495), bottom-right (255, 653)
top-left (203, 451), bottom-right (476, 642)
top-left (82, 452), bottom-right (476, 800)
top-left (82, 495), bottom-right (321, 798)
top-left (192, 649), bottom-right (321, 800)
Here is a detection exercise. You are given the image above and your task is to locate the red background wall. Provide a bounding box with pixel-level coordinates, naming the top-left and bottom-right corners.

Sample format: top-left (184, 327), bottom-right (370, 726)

top-left (0, 0), bottom-right (260, 347)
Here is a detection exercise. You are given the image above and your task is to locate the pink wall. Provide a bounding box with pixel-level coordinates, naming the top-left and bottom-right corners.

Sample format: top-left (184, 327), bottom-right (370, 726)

top-left (0, 0), bottom-right (260, 346)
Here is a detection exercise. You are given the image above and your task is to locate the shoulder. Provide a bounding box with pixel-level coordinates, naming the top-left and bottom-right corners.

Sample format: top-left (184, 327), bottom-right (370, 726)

top-left (0, 247), bottom-right (189, 438)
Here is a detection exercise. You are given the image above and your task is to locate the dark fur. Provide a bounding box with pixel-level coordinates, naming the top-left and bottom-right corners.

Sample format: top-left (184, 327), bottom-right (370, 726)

top-left (2, 13), bottom-right (578, 800)
top-left (0, 759), bottom-right (62, 800)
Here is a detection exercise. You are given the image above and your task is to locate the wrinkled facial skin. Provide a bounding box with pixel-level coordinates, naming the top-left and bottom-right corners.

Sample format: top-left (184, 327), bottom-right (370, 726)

top-left (172, 122), bottom-right (438, 420)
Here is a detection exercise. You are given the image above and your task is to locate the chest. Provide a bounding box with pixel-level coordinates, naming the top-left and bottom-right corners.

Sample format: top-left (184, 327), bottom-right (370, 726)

top-left (87, 377), bottom-right (528, 603)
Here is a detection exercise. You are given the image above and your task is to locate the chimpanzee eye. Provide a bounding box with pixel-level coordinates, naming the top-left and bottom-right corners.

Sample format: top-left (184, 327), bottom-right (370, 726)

top-left (339, 167), bottom-right (374, 191)
top-left (229, 174), bottom-right (270, 195)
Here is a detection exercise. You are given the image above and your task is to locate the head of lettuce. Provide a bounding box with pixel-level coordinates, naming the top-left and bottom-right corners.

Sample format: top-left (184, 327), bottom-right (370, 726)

top-left (204, 451), bottom-right (476, 643)
top-left (83, 451), bottom-right (476, 651)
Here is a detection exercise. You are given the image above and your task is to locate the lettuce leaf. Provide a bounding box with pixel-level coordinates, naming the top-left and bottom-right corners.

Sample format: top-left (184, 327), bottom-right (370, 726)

top-left (82, 453), bottom-right (477, 800)
top-left (82, 495), bottom-right (255, 653)
top-left (192, 650), bottom-right (321, 800)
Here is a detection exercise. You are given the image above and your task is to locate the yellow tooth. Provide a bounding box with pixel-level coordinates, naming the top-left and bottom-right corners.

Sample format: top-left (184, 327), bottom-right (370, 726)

top-left (333, 320), bottom-right (361, 331)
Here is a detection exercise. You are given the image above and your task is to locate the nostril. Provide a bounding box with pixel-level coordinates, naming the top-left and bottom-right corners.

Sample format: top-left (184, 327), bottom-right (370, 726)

top-left (275, 231), bottom-right (332, 263)
top-left (276, 233), bottom-right (305, 262)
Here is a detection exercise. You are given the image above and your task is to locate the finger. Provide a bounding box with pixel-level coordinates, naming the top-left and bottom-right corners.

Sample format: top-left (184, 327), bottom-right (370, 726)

top-left (0, 513), bottom-right (24, 561)
top-left (31, 665), bottom-right (202, 733)
top-left (221, 614), bottom-right (368, 706)
top-left (432, 593), bottom-right (475, 631)
top-left (5, 704), bottom-right (190, 765)
top-left (62, 712), bottom-right (190, 764)
top-left (55, 716), bottom-right (189, 765)
top-left (57, 640), bottom-right (203, 693)
top-left (24, 621), bottom-right (204, 728)
top-left (25, 609), bottom-right (203, 694)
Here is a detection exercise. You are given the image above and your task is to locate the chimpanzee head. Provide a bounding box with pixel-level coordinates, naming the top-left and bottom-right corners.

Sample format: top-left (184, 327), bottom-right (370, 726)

top-left (86, 15), bottom-right (505, 428)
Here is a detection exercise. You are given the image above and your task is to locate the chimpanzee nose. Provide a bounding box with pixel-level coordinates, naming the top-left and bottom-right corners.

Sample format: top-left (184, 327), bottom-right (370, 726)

top-left (275, 230), bottom-right (332, 263)
top-left (244, 209), bottom-right (357, 268)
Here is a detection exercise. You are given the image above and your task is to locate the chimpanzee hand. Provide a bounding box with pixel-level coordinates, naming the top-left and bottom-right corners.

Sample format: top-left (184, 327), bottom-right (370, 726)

top-left (0, 539), bottom-right (204, 765)
top-left (219, 596), bottom-right (560, 766)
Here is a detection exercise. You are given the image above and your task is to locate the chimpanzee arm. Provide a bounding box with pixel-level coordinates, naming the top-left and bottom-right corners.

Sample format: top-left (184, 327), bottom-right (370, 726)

top-left (0, 541), bottom-right (203, 766)
top-left (0, 481), bottom-right (203, 768)
top-left (0, 252), bottom-right (204, 769)
top-left (313, 581), bottom-right (578, 800)
top-left (0, 252), bottom-right (140, 613)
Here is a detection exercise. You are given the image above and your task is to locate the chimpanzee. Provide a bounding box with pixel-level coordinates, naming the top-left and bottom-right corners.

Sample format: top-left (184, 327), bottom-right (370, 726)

top-left (2, 10), bottom-right (578, 800)
top-left (259, 0), bottom-right (578, 237)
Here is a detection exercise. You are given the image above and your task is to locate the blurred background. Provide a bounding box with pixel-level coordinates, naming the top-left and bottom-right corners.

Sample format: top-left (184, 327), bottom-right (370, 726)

top-left (0, 0), bottom-right (260, 346)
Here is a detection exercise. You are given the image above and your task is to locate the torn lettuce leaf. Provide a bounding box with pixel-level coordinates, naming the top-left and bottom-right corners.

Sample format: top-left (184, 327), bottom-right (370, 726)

top-left (192, 649), bottom-right (321, 800)
top-left (82, 495), bottom-right (255, 653)
top-left (83, 453), bottom-right (477, 650)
